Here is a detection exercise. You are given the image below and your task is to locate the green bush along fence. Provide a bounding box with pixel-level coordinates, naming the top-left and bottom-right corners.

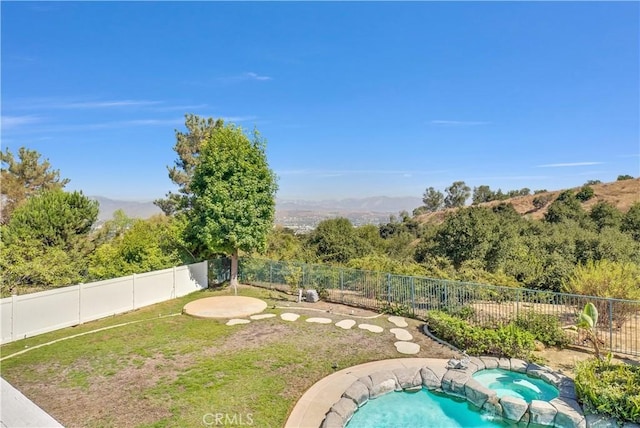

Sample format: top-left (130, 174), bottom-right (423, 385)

top-left (214, 257), bottom-right (640, 357)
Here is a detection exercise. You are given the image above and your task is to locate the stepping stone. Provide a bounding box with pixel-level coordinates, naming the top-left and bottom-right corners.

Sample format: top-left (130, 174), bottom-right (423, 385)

top-left (358, 324), bottom-right (384, 333)
top-left (388, 316), bottom-right (408, 327)
top-left (226, 319), bottom-right (250, 326)
top-left (280, 313), bottom-right (300, 322)
top-left (395, 341), bottom-right (420, 354)
top-left (306, 317), bottom-right (332, 324)
top-left (390, 328), bottom-right (413, 341)
top-left (335, 319), bottom-right (356, 330)
top-left (250, 313), bottom-right (277, 320)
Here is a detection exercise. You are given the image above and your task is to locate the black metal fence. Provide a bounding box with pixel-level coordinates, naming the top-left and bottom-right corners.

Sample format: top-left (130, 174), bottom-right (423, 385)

top-left (226, 257), bottom-right (640, 357)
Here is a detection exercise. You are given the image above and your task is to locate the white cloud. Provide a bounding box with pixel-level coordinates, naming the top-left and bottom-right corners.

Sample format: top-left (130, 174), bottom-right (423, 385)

top-left (537, 162), bottom-right (604, 168)
top-left (57, 100), bottom-right (162, 109)
top-left (7, 98), bottom-right (163, 110)
top-left (1, 115), bottom-right (40, 129)
top-left (216, 72), bottom-right (273, 84)
top-left (242, 72), bottom-right (272, 81)
top-left (430, 120), bottom-right (490, 126)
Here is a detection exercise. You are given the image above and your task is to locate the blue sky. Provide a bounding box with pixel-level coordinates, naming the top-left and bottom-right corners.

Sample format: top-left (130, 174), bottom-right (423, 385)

top-left (2, 1), bottom-right (638, 201)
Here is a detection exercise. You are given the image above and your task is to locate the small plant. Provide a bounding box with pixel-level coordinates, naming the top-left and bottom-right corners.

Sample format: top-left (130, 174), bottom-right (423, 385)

top-left (382, 302), bottom-right (413, 317)
top-left (514, 311), bottom-right (570, 347)
top-left (568, 303), bottom-right (601, 359)
top-left (575, 357), bottom-right (640, 423)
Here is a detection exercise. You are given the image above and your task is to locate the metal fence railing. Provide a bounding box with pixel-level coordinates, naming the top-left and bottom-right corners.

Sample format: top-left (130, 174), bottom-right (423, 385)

top-left (235, 257), bottom-right (640, 357)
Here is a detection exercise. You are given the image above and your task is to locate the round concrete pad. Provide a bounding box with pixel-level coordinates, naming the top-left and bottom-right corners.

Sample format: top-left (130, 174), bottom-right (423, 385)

top-left (395, 341), bottom-right (420, 354)
top-left (183, 296), bottom-right (267, 319)
top-left (358, 324), bottom-right (384, 333)
top-left (390, 328), bottom-right (413, 341)
top-left (335, 319), bottom-right (356, 330)
top-left (306, 317), bottom-right (332, 324)
top-left (388, 316), bottom-right (408, 327)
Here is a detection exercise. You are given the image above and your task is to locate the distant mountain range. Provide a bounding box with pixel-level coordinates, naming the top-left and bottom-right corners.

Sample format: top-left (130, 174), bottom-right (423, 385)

top-left (91, 196), bottom-right (162, 222)
top-left (91, 195), bottom-right (422, 222)
top-left (275, 196), bottom-right (422, 213)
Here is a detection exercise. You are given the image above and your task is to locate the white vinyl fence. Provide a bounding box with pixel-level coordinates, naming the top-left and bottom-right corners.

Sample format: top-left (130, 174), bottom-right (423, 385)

top-left (0, 261), bottom-right (208, 344)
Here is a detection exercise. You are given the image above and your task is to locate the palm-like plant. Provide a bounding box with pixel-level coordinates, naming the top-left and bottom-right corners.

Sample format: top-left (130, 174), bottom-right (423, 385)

top-left (571, 303), bottom-right (601, 359)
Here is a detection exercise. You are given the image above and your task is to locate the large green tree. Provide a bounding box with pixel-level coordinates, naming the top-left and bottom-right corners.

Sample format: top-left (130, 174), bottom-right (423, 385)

top-left (189, 124), bottom-right (278, 293)
top-left (444, 181), bottom-right (471, 208)
top-left (1, 147), bottom-right (70, 224)
top-left (154, 115), bottom-right (225, 216)
top-left (421, 187), bottom-right (445, 212)
top-left (472, 185), bottom-right (495, 205)
top-left (1, 189), bottom-right (98, 291)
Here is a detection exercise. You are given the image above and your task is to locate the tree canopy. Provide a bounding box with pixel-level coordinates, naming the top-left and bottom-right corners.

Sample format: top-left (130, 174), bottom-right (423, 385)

top-left (189, 123), bottom-right (278, 291)
top-left (444, 181), bottom-right (471, 208)
top-left (154, 114), bottom-right (225, 216)
top-left (1, 189), bottom-right (98, 291)
top-left (1, 147), bottom-right (70, 224)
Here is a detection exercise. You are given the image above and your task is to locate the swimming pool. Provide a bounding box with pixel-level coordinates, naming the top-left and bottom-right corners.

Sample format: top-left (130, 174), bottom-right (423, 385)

top-left (346, 388), bottom-right (507, 428)
top-left (473, 368), bottom-right (558, 402)
top-left (312, 357), bottom-right (584, 428)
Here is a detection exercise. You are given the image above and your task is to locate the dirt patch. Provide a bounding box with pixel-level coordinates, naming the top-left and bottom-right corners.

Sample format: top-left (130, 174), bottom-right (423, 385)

top-left (209, 321), bottom-right (292, 355)
top-left (20, 353), bottom-right (194, 428)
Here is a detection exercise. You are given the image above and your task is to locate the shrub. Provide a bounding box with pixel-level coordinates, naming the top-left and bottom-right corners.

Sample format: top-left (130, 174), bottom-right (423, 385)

top-left (532, 194), bottom-right (552, 210)
top-left (617, 174), bottom-right (634, 181)
top-left (513, 311), bottom-right (570, 347)
top-left (576, 185), bottom-right (595, 202)
top-left (425, 310), bottom-right (536, 359)
top-left (575, 358), bottom-right (640, 423)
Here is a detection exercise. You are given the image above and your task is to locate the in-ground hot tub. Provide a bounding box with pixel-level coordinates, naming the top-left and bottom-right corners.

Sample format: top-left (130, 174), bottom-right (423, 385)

top-left (473, 368), bottom-right (559, 402)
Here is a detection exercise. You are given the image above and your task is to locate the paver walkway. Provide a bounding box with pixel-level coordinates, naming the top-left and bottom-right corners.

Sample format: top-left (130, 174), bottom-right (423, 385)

top-left (186, 297), bottom-right (422, 355)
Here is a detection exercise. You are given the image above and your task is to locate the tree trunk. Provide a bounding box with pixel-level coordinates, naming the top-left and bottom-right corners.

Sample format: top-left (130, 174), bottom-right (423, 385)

top-left (230, 248), bottom-right (239, 296)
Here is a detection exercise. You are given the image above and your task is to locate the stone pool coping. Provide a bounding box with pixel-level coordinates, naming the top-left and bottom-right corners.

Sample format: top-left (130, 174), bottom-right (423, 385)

top-left (285, 357), bottom-right (587, 428)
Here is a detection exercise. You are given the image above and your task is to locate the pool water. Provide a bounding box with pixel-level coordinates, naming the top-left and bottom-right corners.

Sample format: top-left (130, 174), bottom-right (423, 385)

top-left (473, 369), bottom-right (559, 402)
top-left (346, 389), bottom-right (508, 428)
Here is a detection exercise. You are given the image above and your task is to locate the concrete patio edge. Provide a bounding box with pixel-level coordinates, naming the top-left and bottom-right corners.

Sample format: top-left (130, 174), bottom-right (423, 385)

top-left (1, 377), bottom-right (64, 428)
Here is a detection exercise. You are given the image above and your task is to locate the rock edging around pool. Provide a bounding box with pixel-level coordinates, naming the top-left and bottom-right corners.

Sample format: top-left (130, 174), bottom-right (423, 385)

top-left (321, 356), bottom-right (586, 428)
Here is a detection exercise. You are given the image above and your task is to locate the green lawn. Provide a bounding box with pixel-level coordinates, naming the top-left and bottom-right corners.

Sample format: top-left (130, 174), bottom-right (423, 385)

top-left (1, 285), bottom-right (452, 427)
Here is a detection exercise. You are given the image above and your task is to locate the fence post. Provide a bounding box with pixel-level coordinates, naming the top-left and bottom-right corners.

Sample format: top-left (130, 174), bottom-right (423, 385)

top-left (269, 262), bottom-right (273, 285)
top-left (516, 290), bottom-right (520, 318)
top-left (609, 299), bottom-right (613, 352)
